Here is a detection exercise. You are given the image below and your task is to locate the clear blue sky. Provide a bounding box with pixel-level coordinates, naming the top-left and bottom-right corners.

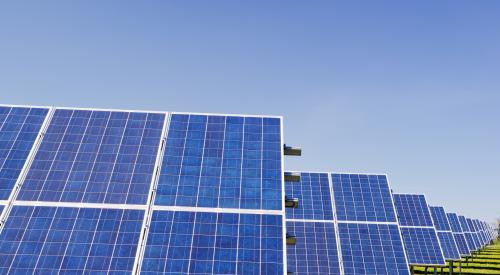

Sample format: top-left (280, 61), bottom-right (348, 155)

top-left (1, 1), bottom-right (499, 223)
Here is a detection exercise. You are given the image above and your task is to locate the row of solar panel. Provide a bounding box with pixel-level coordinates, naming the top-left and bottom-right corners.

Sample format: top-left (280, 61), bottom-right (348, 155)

top-left (0, 105), bottom-right (496, 275)
top-left (285, 172), bottom-right (496, 275)
top-left (0, 105), bottom-right (283, 210)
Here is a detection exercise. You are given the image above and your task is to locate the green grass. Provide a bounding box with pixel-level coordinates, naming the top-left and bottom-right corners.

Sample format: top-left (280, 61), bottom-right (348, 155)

top-left (413, 239), bottom-right (500, 274)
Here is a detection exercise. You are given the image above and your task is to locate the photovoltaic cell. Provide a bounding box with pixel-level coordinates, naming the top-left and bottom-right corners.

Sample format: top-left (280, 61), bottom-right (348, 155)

top-left (141, 210), bottom-right (283, 274)
top-left (338, 223), bottom-right (409, 275)
top-left (0, 205), bottom-right (144, 274)
top-left (458, 216), bottom-right (477, 251)
top-left (155, 114), bottom-right (282, 211)
top-left (286, 221), bottom-right (341, 275)
top-left (331, 174), bottom-right (397, 222)
top-left (400, 227), bottom-right (445, 265)
top-left (429, 207), bottom-right (451, 231)
top-left (0, 106), bottom-right (48, 200)
top-left (393, 194), bottom-right (433, 227)
top-left (18, 109), bottom-right (165, 205)
top-left (285, 172), bottom-right (333, 220)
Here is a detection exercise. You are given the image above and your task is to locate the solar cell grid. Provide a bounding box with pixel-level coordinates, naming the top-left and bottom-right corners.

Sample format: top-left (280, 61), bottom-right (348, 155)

top-left (393, 194), bottom-right (433, 227)
top-left (452, 233), bottom-right (470, 256)
top-left (436, 232), bottom-right (460, 260)
top-left (331, 173), bottom-right (397, 223)
top-left (0, 205), bottom-right (144, 274)
top-left (400, 227), bottom-right (445, 265)
top-left (429, 206), bottom-right (451, 231)
top-left (141, 210), bottom-right (284, 275)
top-left (17, 109), bottom-right (165, 205)
top-left (155, 114), bottom-right (282, 211)
top-left (337, 223), bottom-right (409, 275)
top-left (0, 106), bottom-right (49, 200)
top-left (286, 221), bottom-right (341, 275)
top-left (446, 213), bottom-right (462, 233)
top-left (285, 172), bottom-right (333, 220)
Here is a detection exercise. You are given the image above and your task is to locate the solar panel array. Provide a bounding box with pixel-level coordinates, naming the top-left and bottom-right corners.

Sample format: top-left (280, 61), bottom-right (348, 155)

top-left (429, 206), bottom-right (460, 260)
top-left (393, 194), bottom-right (445, 266)
top-left (0, 106), bottom-right (286, 275)
top-left (0, 104), bottom-right (496, 275)
top-left (284, 172), bottom-right (341, 275)
top-left (331, 174), bottom-right (409, 275)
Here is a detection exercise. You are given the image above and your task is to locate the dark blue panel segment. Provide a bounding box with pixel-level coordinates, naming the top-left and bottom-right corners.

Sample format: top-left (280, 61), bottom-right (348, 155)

top-left (452, 233), bottom-right (470, 256)
top-left (0, 206), bottom-right (143, 274)
top-left (18, 109), bottom-right (164, 204)
top-left (0, 106), bottom-right (48, 200)
top-left (141, 210), bottom-right (283, 274)
top-left (436, 232), bottom-right (460, 260)
top-left (286, 221), bottom-right (341, 275)
top-left (400, 227), bottom-right (445, 265)
top-left (458, 215), bottom-right (470, 232)
top-left (429, 206), bottom-right (451, 231)
top-left (393, 194), bottom-right (433, 227)
top-left (446, 213), bottom-right (463, 233)
top-left (463, 233), bottom-right (477, 252)
top-left (285, 173), bottom-right (333, 221)
top-left (155, 114), bottom-right (282, 210)
top-left (331, 174), bottom-right (397, 223)
top-left (338, 223), bottom-right (409, 275)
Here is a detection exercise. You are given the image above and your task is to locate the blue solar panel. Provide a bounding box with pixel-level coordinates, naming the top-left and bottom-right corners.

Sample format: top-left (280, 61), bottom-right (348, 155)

top-left (0, 205), bottom-right (144, 274)
top-left (286, 221), bottom-right (341, 275)
top-left (285, 172), bottom-right (333, 220)
top-left (436, 232), bottom-right (460, 260)
top-left (18, 109), bottom-right (165, 205)
top-left (155, 114), bottom-right (282, 211)
top-left (0, 106), bottom-right (48, 200)
top-left (429, 206), bottom-right (451, 231)
top-left (338, 223), bottom-right (409, 275)
top-left (393, 194), bottom-right (433, 227)
top-left (445, 213), bottom-right (470, 256)
top-left (453, 233), bottom-right (470, 256)
top-left (141, 210), bottom-right (283, 274)
top-left (446, 213), bottom-right (462, 233)
top-left (400, 227), bottom-right (445, 265)
top-left (331, 174), bottom-right (397, 222)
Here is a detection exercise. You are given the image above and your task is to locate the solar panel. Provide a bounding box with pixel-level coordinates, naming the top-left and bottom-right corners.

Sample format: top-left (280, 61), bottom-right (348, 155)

top-left (428, 206), bottom-right (460, 260)
top-left (338, 223), bottom-right (409, 275)
top-left (155, 114), bottom-right (283, 211)
top-left (286, 221), bottom-right (341, 275)
top-left (0, 106), bottom-right (49, 200)
top-left (429, 206), bottom-right (451, 231)
top-left (400, 227), bottom-right (445, 265)
top-left (393, 194), bottom-right (433, 227)
top-left (393, 194), bottom-right (445, 265)
top-left (285, 172), bottom-right (333, 220)
top-left (331, 174), bottom-right (397, 223)
top-left (458, 215), bottom-right (478, 251)
top-left (17, 109), bottom-right (165, 205)
top-left (331, 173), bottom-right (409, 275)
top-left (141, 210), bottom-right (283, 274)
top-left (0, 205), bottom-right (144, 274)
top-left (445, 213), bottom-right (470, 256)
